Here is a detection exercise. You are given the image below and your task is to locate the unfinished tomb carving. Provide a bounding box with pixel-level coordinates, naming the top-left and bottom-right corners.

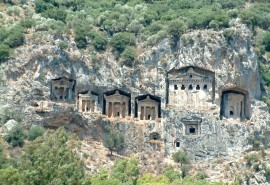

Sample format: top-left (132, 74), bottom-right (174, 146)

top-left (220, 88), bottom-right (251, 120)
top-left (51, 77), bottom-right (75, 102)
top-left (135, 95), bottom-right (161, 120)
top-left (181, 116), bottom-right (202, 136)
top-left (168, 66), bottom-right (215, 109)
top-left (103, 90), bottom-right (130, 118)
top-left (78, 91), bottom-right (99, 113)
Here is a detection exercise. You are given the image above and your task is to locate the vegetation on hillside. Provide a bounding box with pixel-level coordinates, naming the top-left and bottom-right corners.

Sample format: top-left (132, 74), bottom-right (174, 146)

top-left (0, 127), bottom-right (231, 185)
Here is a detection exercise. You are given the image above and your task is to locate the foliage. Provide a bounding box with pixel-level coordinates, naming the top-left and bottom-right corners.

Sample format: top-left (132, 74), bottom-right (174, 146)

top-left (91, 32), bottom-right (108, 51)
top-left (103, 129), bottom-right (125, 156)
top-left (111, 158), bottom-right (139, 184)
top-left (74, 25), bottom-right (93, 49)
top-left (137, 173), bottom-right (169, 185)
top-left (180, 164), bottom-right (190, 178)
top-left (244, 153), bottom-right (260, 167)
top-left (0, 45), bottom-right (12, 62)
top-left (0, 167), bottom-right (23, 185)
top-left (162, 165), bottom-right (180, 182)
top-left (172, 150), bottom-right (190, 166)
top-left (59, 41), bottom-right (69, 50)
top-left (4, 124), bottom-right (26, 147)
top-left (27, 125), bottom-right (45, 141)
top-left (42, 7), bottom-right (67, 23)
top-left (18, 127), bottom-right (84, 185)
top-left (0, 108), bottom-right (23, 124)
top-left (20, 19), bottom-right (35, 29)
top-left (120, 47), bottom-right (136, 67)
top-left (110, 32), bottom-right (135, 52)
top-left (265, 167), bottom-right (270, 182)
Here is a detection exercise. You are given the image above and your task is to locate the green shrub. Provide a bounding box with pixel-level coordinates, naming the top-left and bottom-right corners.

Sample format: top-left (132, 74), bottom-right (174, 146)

top-left (0, 45), bottom-right (11, 62)
top-left (3, 26), bottom-right (25, 48)
top-left (120, 46), bottom-right (136, 67)
top-left (110, 32), bottom-right (135, 52)
top-left (74, 25), bottom-right (93, 49)
top-left (59, 41), bottom-right (68, 50)
top-left (91, 32), bottom-right (108, 51)
top-left (28, 126), bottom-right (45, 141)
top-left (265, 167), bottom-right (270, 181)
top-left (180, 164), bottom-right (190, 178)
top-left (20, 19), bottom-right (35, 28)
top-left (42, 7), bottom-right (67, 23)
top-left (0, 108), bottom-right (22, 124)
top-left (4, 124), bottom-right (26, 147)
top-left (172, 150), bottom-right (190, 166)
top-left (162, 165), bottom-right (180, 182)
top-left (244, 153), bottom-right (260, 167)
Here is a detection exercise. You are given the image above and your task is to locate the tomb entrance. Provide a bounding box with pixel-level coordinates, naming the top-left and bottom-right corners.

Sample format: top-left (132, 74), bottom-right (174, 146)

top-left (78, 91), bottom-right (99, 113)
top-left (220, 87), bottom-right (251, 120)
top-left (168, 66), bottom-right (215, 109)
top-left (135, 94), bottom-right (161, 120)
top-left (150, 132), bottom-right (160, 140)
top-left (103, 89), bottom-right (131, 118)
top-left (51, 77), bottom-right (75, 102)
top-left (181, 116), bottom-right (202, 136)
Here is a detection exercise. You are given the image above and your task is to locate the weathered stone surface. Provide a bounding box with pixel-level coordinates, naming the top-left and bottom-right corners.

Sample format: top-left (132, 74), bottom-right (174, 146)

top-left (0, 18), bottom-right (269, 183)
top-left (1, 119), bottom-right (18, 134)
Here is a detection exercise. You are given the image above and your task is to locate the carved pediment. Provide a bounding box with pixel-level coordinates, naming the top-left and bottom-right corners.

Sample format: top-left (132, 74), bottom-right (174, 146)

top-left (181, 116), bottom-right (202, 123)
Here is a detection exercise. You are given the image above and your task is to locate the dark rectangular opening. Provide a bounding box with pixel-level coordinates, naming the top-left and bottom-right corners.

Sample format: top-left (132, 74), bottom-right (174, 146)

top-left (189, 128), bottom-right (196, 134)
top-left (176, 142), bottom-right (180, 147)
top-left (174, 85), bottom-right (178, 90)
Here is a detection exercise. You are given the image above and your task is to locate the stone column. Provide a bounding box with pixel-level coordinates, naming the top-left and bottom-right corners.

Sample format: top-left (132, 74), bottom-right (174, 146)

top-left (138, 102), bottom-right (141, 119)
top-left (106, 101), bottom-right (109, 116)
top-left (84, 100), bottom-right (87, 112)
top-left (155, 105), bottom-right (158, 120)
top-left (111, 101), bottom-right (115, 118)
top-left (125, 101), bottom-right (129, 116)
top-left (79, 98), bottom-right (82, 112)
top-left (119, 102), bottom-right (122, 118)
top-left (144, 106), bottom-right (146, 120)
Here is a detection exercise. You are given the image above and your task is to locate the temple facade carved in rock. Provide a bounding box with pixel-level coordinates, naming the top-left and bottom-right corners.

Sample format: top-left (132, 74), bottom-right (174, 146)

top-left (220, 88), bottom-right (251, 120)
top-left (135, 94), bottom-right (161, 120)
top-left (103, 90), bottom-right (130, 118)
top-left (78, 91), bottom-right (99, 113)
top-left (51, 77), bottom-right (75, 102)
top-left (168, 66), bottom-right (215, 110)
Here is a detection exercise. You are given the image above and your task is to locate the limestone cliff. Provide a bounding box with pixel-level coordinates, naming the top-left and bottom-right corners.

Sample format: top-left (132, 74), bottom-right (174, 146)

top-left (0, 19), bottom-right (269, 183)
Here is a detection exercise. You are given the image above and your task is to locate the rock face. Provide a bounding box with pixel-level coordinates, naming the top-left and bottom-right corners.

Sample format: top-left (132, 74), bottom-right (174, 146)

top-left (0, 19), bottom-right (269, 179)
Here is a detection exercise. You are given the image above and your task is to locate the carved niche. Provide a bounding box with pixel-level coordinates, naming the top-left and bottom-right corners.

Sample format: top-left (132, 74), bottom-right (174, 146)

top-left (181, 116), bottom-right (202, 136)
top-left (135, 95), bottom-right (161, 120)
top-left (51, 77), bottom-right (75, 102)
top-left (103, 90), bottom-right (130, 118)
top-left (168, 66), bottom-right (215, 109)
top-left (78, 91), bottom-right (99, 113)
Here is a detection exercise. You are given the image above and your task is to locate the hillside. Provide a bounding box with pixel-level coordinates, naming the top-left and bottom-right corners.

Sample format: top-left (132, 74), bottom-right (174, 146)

top-left (0, 0), bottom-right (270, 185)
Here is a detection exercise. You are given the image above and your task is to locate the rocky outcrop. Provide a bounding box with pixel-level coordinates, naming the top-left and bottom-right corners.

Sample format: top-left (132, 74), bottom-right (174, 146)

top-left (0, 18), bottom-right (269, 183)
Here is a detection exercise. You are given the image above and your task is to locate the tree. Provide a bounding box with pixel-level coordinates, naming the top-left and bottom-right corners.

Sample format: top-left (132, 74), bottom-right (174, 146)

top-left (112, 158), bottom-right (139, 184)
top-left (110, 32), bottom-right (135, 52)
top-left (18, 128), bottom-right (85, 185)
top-left (172, 150), bottom-right (190, 166)
top-left (0, 167), bottom-right (23, 185)
top-left (120, 47), bottom-right (136, 67)
top-left (27, 126), bottom-right (45, 141)
top-left (4, 124), bottom-right (26, 147)
top-left (103, 130), bottom-right (125, 156)
top-left (0, 45), bottom-right (11, 62)
top-left (91, 32), bottom-right (108, 51)
top-left (162, 165), bottom-right (180, 182)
